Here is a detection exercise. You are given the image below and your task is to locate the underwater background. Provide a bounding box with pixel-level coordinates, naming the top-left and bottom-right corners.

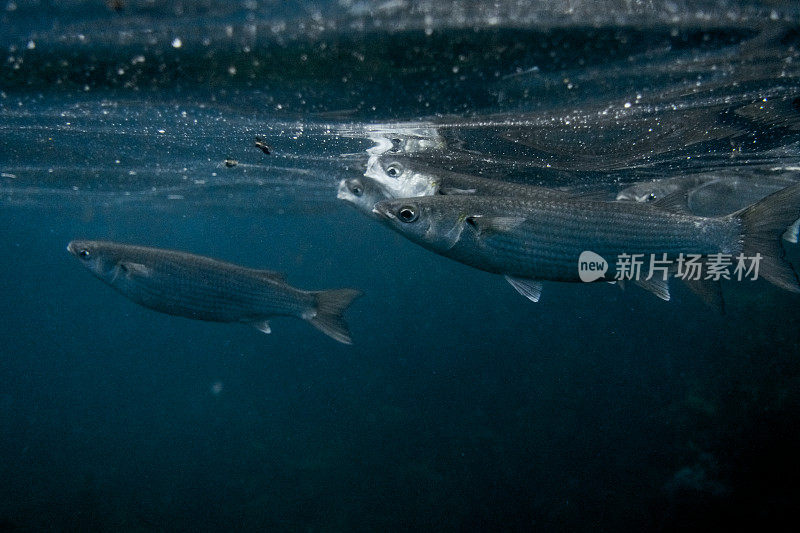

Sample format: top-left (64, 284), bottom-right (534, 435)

top-left (2, 1), bottom-right (800, 530)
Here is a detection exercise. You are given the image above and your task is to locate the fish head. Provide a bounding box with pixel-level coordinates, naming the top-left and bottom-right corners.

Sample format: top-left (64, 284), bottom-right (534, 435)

top-left (364, 154), bottom-right (405, 182)
top-left (364, 155), bottom-right (437, 197)
top-left (337, 177), bottom-right (392, 216)
top-left (67, 240), bottom-right (124, 281)
top-left (372, 198), bottom-right (466, 251)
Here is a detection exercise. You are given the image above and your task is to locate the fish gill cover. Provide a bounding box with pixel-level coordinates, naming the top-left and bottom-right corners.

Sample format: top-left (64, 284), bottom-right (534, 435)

top-left (1, 1), bottom-right (800, 531)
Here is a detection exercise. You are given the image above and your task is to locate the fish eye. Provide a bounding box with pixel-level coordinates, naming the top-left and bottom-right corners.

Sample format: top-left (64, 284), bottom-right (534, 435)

top-left (347, 179), bottom-right (363, 197)
top-left (397, 205), bottom-right (418, 223)
top-left (385, 163), bottom-right (402, 178)
top-left (647, 193), bottom-right (657, 202)
top-left (78, 248), bottom-right (91, 259)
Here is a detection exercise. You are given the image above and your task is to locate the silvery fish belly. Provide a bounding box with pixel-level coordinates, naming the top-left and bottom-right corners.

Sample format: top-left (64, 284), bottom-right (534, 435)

top-left (66, 240), bottom-right (361, 344)
top-left (373, 184), bottom-right (800, 295)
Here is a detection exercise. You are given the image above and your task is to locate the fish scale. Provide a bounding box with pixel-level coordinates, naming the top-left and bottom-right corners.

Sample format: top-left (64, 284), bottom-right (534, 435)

top-left (442, 197), bottom-right (740, 280)
top-left (127, 260), bottom-right (311, 319)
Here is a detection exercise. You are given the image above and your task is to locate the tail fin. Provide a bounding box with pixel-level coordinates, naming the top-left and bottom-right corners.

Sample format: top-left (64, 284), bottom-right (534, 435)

top-left (738, 183), bottom-right (800, 293)
top-left (307, 289), bottom-right (362, 344)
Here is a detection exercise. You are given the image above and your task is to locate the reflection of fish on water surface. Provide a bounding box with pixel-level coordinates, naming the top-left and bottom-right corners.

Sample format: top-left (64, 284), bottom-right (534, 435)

top-left (66, 240), bottom-right (361, 344)
top-left (616, 171), bottom-right (800, 216)
top-left (339, 152), bottom-right (599, 220)
top-left (368, 87), bottom-right (800, 185)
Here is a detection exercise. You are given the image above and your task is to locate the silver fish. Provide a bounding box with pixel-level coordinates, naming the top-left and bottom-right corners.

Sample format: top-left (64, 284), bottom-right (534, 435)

top-left (337, 176), bottom-right (395, 217)
top-left (616, 175), bottom-right (715, 203)
top-left (686, 175), bottom-right (800, 217)
top-left (364, 154), bottom-right (586, 200)
top-left (340, 155), bottom-right (591, 221)
top-left (617, 173), bottom-right (800, 216)
top-left (67, 240), bottom-right (361, 344)
top-left (365, 128), bottom-right (446, 155)
top-left (372, 184), bottom-right (800, 300)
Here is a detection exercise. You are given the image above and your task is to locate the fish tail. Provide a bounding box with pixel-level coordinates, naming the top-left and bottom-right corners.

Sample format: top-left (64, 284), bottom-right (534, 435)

top-left (307, 288), bottom-right (362, 344)
top-left (737, 183), bottom-right (800, 292)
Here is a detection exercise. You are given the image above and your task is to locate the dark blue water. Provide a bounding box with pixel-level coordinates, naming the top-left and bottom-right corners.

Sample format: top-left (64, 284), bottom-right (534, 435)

top-left (2, 1), bottom-right (800, 531)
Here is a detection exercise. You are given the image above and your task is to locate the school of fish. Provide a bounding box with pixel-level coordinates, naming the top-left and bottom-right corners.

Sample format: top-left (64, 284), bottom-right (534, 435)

top-left (68, 123), bottom-right (800, 345)
top-left (339, 131), bottom-right (800, 305)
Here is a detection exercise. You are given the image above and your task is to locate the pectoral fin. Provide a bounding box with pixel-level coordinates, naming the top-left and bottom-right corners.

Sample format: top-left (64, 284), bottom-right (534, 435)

top-left (634, 277), bottom-right (671, 301)
top-left (431, 219), bottom-right (466, 250)
top-left (251, 320), bottom-right (271, 334)
top-left (782, 217), bottom-right (800, 244)
top-left (466, 216), bottom-right (526, 237)
top-left (504, 275), bottom-right (543, 303)
top-left (119, 261), bottom-right (152, 278)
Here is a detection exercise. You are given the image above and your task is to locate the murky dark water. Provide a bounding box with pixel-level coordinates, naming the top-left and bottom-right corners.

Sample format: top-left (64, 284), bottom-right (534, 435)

top-left (2, 1), bottom-right (800, 530)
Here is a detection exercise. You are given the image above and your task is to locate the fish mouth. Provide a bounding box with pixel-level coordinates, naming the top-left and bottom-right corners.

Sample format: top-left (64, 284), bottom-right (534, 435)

top-left (66, 241), bottom-right (76, 255)
top-left (335, 179), bottom-right (349, 200)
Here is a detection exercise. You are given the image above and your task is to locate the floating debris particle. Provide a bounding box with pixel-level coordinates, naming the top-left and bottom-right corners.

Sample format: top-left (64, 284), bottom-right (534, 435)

top-left (224, 158), bottom-right (238, 167)
top-left (106, 0), bottom-right (125, 11)
top-left (254, 136), bottom-right (272, 155)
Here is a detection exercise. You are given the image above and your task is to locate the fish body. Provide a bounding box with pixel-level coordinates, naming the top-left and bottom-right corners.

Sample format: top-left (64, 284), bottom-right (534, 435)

top-left (67, 240), bottom-right (361, 344)
top-left (617, 173), bottom-right (800, 216)
top-left (374, 195), bottom-right (737, 281)
top-left (373, 184), bottom-right (800, 294)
